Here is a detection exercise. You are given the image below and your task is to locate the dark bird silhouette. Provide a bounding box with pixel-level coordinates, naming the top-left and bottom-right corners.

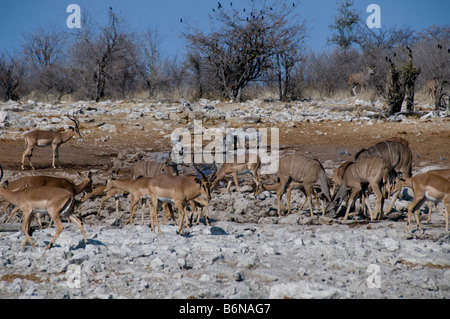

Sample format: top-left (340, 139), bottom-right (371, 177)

top-left (180, 18), bottom-right (183, 23)
top-left (218, 2), bottom-right (222, 9)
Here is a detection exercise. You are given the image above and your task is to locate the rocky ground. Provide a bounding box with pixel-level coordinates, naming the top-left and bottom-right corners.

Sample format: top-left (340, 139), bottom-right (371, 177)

top-left (0, 97), bottom-right (449, 299)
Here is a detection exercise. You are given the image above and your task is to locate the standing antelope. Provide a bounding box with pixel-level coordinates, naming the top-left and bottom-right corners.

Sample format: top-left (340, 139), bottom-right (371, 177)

top-left (147, 163), bottom-right (217, 234)
top-left (407, 171), bottom-right (450, 232)
top-left (0, 166), bottom-right (88, 249)
top-left (328, 156), bottom-right (393, 221)
top-left (21, 114), bottom-right (82, 170)
top-left (399, 168), bottom-right (450, 226)
top-left (426, 77), bottom-right (438, 102)
top-left (103, 177), bottom-right (175, 226)
top-left (210, 153), bottom-right (261, 193)
top-left (255, 154), bottom-right (331, 217)
top-left (355, 138), bottom-right (413, 214)
top-left (255, 179), bottom-right (322, 216)
top-left (348, 66), bottom-right (376, 96)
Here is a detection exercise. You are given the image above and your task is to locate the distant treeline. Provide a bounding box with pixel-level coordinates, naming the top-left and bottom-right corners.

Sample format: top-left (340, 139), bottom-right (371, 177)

top-left (0, 1), bottom-right (448, 103)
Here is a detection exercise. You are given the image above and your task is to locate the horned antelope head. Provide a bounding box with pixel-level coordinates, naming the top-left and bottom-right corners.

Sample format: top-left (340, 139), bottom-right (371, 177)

top-left (193, 162), bottom-right (217, 200)
top-left (67, 113), bottom-right (82, 141)
top-left (254, 182), bottom-right (266, 196)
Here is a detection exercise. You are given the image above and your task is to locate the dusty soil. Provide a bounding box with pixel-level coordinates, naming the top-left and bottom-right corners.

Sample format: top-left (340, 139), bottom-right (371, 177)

top-left (1, 101), bottom-right (449, 174)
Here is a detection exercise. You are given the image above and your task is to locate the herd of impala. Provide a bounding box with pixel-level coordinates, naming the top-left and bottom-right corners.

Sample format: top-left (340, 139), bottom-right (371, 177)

top-left (0, 115), bottom-right (449, 250)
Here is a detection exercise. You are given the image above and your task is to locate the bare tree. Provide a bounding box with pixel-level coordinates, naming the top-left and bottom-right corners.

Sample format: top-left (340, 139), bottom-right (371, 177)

top-left (71, 8), bottom-right (137, 101)
top-left (0, 52), bottom-right (24, 101)
top-left (183, 0), bottom-right (304, 102)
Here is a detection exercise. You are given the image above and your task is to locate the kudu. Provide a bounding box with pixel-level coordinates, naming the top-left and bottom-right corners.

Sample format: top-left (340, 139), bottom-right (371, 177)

top-left (210, 153), bottom-right (261, 193)
top-left (21, 114), bottom-right (82, 169)
top-left (255, 154), bottom-right (332, 217)
top-left (131, 159), bottom-right (179, 179)
top-left (354, 138), bottom-right (413, 215)
top-left (348, 66), bottom-right (376, 96)
top-left (328, 156), bottom-right (393, 221)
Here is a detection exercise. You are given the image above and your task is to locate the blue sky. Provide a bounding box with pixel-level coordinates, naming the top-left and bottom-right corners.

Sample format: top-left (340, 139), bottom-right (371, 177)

top-left (0, 0), bottom-right (449, 57)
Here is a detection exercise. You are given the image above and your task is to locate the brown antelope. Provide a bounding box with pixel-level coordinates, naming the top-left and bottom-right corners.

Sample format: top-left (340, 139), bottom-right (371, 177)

top-left (103, 177), bottom-right (175, 226)
top-left (399, 168), bottom-right (450, 226)
top-left (407, 171), bottom-right (450, 232)
top-left (0, 166), bottom-right (88, 249)
top-left (147, 163), bottom-right (217, 234)
top-left (210, 153), bottom-right (261, 193)
top-left (83, 183), bottom-right (134, 219)
top-left (3, 172), bottom-right (93, 223)
top-left (329, 156), bottom-right (393, 221)
top-left (131, 158), bottom-right (179, 179)
top-left (255, 180), bottom-right (322, 216)
top-left (255, 154), bottom-right (331, 217)
top-left (348, 66), bottom-right (376, 96)
top-left (426, 77), bottom-right (438, 102)
top-left (330, 161), bottom-right (353, 197)
top-left (355, 138), bottom-right (413, 214)
top-left (21, 114), bottom-right (81, 170)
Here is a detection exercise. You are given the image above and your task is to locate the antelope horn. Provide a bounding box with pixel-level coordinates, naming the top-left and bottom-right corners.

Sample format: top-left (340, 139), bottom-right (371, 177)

top-left (193, 163), bottom-right (207, 179)
top-left (209, 161), bottom-right (217, 182)
top-left (67, 113), bottom-right (79, 128)
top-left (0, 165), bottom-right (3, 182)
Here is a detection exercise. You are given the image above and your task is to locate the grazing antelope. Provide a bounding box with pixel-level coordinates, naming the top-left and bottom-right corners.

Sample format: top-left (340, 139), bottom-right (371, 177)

top-left (210, 153), bottom-right (261, 193)
top-left (330, 161), bottom-right (353, 197)
top-left (3, 172), bottom-right (93, 223)
top-left (407, 171), bottom-right (450, 232)
top-left (21, 114), bottom-right (81, 170)
top-left (328, 156), bottom-right (393, 221)
top-left (355, 138), bottom-right (413, 214)
top-left (147, 163), bottom-right (217, 234)
top-left (255, 154), bottom-right (332, 217)
top-left (0, 166), bottom-right (88, 249)
top-left (348, 66), bottom-right (376, 96)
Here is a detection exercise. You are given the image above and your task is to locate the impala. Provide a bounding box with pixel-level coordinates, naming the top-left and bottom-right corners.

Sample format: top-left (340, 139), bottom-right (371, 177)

top-left (399, 168), bottom-right (450, 227)
top-left (210, 153), bottom-right (261, 193)
top-left (407, 171), bottom-right (450, 232)
top-left (255, 154), bottom-right (331, 217)
top-left (0, 166), bottom-right (88, 249)
top-left (104, 176), bottom-right (175, 226)
top-left (3, 172), bottom-right (93, 224)
top-left (147, 163), bottom-right (217, 234)
top-left (21, 114), bottom-right (82, 170)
